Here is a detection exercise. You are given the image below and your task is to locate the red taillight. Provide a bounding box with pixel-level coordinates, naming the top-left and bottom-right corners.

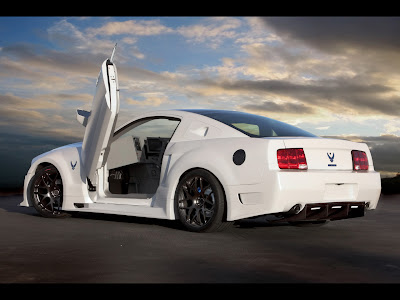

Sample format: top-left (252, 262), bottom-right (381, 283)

top-left (277, 148), bottom-right (308, 170)
top-left (352, 150), bottom-right (369, 171)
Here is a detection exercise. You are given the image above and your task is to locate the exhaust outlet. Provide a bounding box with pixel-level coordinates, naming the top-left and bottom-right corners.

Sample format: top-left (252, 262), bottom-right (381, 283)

top-left (288, 204), bottom-right (302, 215)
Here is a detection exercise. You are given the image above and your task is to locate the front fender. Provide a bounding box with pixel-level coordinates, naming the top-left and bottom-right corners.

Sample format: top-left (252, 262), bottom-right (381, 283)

top-left (21, 145), bottom-right (89, 210)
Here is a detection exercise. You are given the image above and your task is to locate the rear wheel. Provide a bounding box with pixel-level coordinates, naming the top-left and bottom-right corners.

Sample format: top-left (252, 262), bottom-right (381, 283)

top-left (175, 169), bottom-right (230, 232)
top-left (31, 165), bottom-right (70, 218)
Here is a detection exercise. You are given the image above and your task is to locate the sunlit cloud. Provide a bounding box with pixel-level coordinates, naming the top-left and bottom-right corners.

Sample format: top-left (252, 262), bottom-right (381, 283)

top-left (177, 17), bottom-right (242, 48)
top-left (126, 92), bottom-right (175, 107)
top-left (87, 19), bottom-right (174, 36)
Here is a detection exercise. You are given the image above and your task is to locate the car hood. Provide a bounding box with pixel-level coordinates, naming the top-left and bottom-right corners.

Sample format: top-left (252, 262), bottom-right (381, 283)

top-left (31, 142), bottom-right (83, 164)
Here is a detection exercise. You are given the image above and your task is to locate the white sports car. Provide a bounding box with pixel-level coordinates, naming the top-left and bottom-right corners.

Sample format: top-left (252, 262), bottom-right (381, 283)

top-left (20, 53), bottom-right (381, 232)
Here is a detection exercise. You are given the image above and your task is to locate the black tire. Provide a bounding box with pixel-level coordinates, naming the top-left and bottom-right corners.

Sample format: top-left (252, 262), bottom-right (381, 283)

top-left (31, 165), bottom-right (70, 218)
top-left (289, 220), bottom-right (329, 227)
top-left (175, 169), bottom-right (229, 232)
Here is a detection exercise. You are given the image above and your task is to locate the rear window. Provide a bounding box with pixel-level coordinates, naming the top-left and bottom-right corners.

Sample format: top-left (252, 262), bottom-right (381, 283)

top-left (182, 109), bottom-right (317, 138)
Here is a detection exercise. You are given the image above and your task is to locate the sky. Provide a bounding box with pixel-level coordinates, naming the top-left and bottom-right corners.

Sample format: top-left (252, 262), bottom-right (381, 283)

top-left (1, 16), bottom-right (400, 188)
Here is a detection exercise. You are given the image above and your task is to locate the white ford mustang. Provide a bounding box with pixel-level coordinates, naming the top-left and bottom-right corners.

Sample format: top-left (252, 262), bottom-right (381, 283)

top-left (20, 53), bottom-right (382, 232)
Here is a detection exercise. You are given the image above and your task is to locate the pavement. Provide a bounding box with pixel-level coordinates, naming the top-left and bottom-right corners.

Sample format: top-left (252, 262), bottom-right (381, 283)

top-left (0, 192), bottom-right (399, 286)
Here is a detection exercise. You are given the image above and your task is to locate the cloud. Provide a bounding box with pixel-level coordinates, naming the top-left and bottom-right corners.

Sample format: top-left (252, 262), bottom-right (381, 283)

top-left (0, 92), bottom-right (87, 141)
top-left (258, 17), bottom-right (400, 80)
top-left (0, 43), bottom-right (100, 88)
top-left (316, 126), bottom-right (330, 130)
top-left (180, 76), bottom-right (399, 116)
top-left (87, 19), bottom-right (174, 36)
top-left (48, 19), bottom-right (116, 55)
top-left (126, 92), bottom-right (175, 107)
top-left (0, 93), bottom-right (61, 110)
top-left (177, 17), bottom-right (242, 48)
top-left (261, 17), bottom-right (400, 54)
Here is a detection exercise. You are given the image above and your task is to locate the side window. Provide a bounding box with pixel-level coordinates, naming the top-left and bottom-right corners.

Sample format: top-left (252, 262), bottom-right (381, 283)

top-left (120, 118), bottom-right (180, 142)
top-left (232, 123), bottom-right (260, 136)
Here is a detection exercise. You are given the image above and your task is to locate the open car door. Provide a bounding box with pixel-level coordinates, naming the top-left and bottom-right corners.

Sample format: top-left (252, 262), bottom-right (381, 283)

top-left (80, 56), bottom-right (119, 189)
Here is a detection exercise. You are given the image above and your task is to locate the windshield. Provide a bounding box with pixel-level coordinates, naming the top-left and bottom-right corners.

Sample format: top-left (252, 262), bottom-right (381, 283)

top-left (181, 109), bottom-right (317, 138)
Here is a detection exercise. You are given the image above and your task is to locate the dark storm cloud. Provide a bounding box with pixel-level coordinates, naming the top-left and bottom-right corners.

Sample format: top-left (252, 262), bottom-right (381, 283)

top-left (206, 77), bottom-right (400, 115)
top-left (261, 17), bottom-right (400, 54)
top-left (0, 43), bottom-right (170, 90)
top-left (1, 43), bottom-right (100, 75)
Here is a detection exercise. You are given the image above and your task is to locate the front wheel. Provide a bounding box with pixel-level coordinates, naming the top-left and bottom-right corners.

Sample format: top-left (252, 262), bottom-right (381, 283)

top-left (31, 165), bottom-right (70, 218)
top-left (175, 169), bottom-right (230, 232)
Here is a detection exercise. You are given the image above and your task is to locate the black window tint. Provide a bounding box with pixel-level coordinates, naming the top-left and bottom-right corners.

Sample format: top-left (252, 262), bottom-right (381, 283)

top-left (181, 110), bottom-right (317, 138)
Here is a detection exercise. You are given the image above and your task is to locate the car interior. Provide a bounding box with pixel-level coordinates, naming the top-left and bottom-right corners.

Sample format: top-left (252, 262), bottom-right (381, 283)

top-left (106, 135), bottom-right (171, 195)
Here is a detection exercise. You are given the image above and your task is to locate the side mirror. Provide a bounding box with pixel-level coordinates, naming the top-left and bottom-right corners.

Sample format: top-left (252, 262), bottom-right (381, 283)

top-left (76, 109), bottom-right (91, 127)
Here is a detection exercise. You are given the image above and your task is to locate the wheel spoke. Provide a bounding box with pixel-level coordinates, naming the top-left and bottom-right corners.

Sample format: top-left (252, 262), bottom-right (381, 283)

top-left (186, 207), bottom-right (195, 223)
top-left (41, 195), bottom-right (51, 208)
top-left (183, 181), bottom-right (193, 195)
top-left (45, 172), bottom-right (54, 183)
top-left (179, 198), bottom-right (189, 208)
top-left (201, 184), bottom-right (211, 196)
top-left (48, 200), bottom-right (54, 211)
top-left (182, 184), bottom-right (190, 198)
top-left (195, 209), bottom-right (202, 225)
top-left (204, 192), bottom-right (215, 212)
top-left (199, 208), bottom-right (207, 224)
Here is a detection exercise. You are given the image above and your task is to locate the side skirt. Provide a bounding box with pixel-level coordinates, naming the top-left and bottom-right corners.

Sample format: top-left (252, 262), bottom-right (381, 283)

top-left (71, 202), bottom-right (169, 219)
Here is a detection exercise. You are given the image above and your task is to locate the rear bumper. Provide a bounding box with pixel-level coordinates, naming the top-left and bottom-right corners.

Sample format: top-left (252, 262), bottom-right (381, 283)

top-left (226, 170), bottom-right (381, 221)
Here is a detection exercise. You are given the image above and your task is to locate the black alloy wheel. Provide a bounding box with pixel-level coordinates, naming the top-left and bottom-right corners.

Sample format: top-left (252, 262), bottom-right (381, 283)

top-left (31, 165), bottom-right (70, 218)
top-left (175, 169), bottom-right (229, 232)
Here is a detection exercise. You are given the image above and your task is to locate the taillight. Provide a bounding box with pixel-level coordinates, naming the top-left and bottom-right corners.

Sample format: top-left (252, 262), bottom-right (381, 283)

top-left (277, 148), bottom-right (308, 170)
top-left (352, 150), bottom-right (369, 171)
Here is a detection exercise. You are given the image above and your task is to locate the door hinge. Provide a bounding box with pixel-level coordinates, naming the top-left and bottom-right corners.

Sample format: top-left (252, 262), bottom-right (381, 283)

top-left (87, 177), bottom-right (96, 191)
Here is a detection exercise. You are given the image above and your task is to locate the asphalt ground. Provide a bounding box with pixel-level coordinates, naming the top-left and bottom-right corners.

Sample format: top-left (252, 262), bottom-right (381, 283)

top-left (0, 192), bottom-right (399, 289)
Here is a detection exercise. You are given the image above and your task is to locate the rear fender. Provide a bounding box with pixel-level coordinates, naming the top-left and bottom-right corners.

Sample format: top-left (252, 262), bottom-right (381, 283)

top-left (160, 138), bottom-right (272, 219)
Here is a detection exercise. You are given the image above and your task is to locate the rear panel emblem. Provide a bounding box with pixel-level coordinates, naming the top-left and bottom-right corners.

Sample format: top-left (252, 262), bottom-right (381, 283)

top-left (71, 161), bottom-right (77, 170)
top-left (327, 152), bottom-right (335, 162)
top-left (327, 152), bottom-right (336, 167)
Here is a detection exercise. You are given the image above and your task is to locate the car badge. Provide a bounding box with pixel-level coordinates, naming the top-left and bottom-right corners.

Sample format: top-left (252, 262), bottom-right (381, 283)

top-left (327, 152), bottom-right (336, 167)
top-left (71, 161), bottom-right (77, 170)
